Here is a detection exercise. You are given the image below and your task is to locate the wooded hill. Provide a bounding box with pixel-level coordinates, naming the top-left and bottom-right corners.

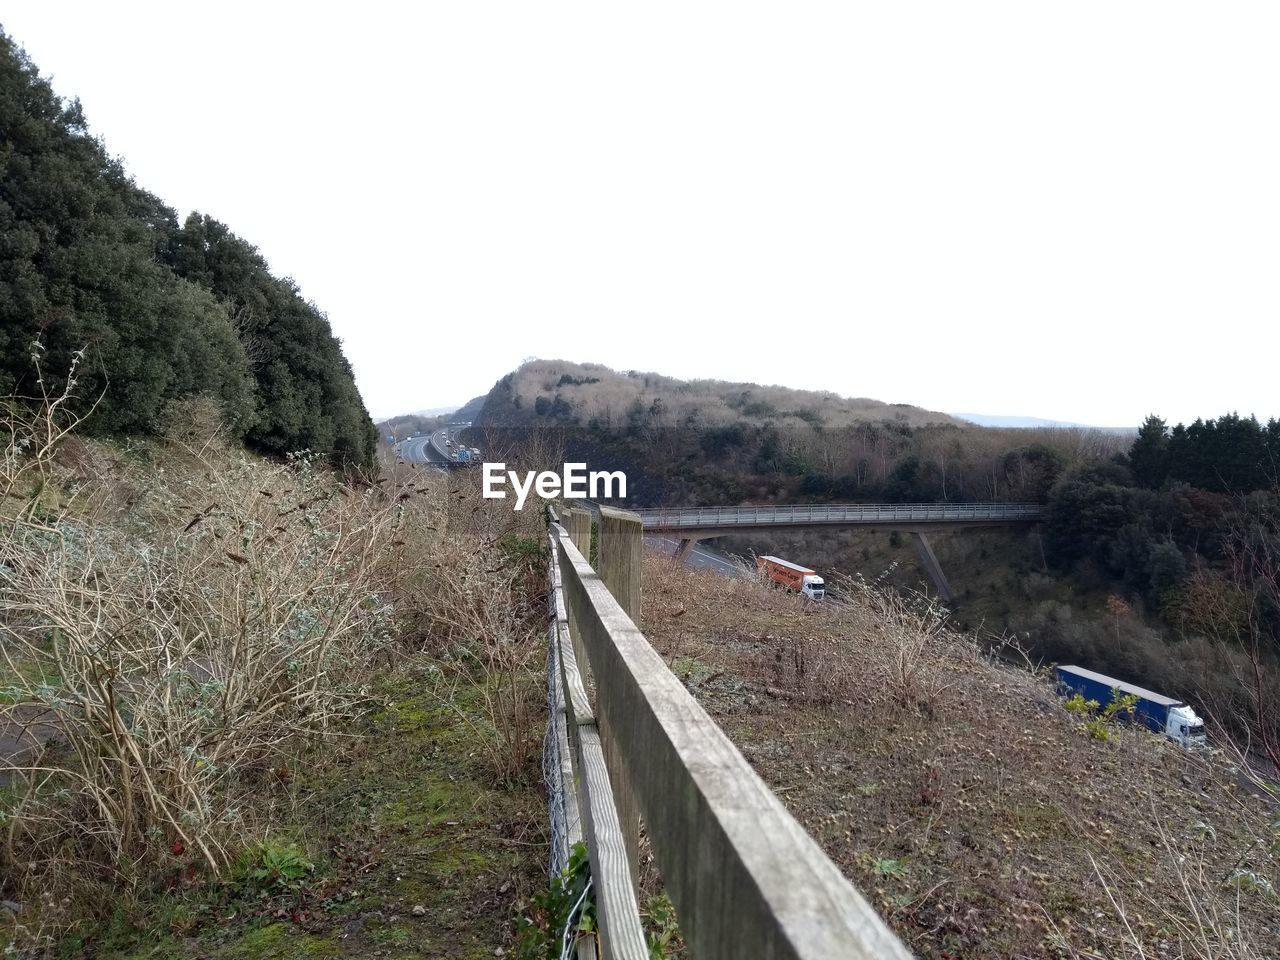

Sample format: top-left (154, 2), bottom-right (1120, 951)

top-left (479, 359), bottom-right (959, 431)
top-left (471, 359), bottom-right (1123, 507)
top-left (0, 30), bottom-right (377, 468)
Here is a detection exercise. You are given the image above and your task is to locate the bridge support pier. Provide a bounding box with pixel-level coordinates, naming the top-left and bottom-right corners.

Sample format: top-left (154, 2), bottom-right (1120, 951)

top-left (911, 531), bottom-right (955, 604)
top-left (675, 538), bottom-right (695, 560)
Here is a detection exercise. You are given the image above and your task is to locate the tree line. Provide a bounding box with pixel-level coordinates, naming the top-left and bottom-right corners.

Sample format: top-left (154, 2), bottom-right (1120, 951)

top-left (1030, 412), bottom-right (1280, 765)
top-left (0, 30), bottom-right (376, 468)
top-left (1129, 413), bottom-right (1280, 493)
top-left (1044, 413), bottom-right (1280, 603)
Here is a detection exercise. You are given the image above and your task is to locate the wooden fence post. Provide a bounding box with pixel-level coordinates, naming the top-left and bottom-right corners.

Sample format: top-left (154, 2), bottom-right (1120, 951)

top-left (565, 506), bottom-right (592, 558)
top-left (594, 506), bottom-right (644, 887)
top-left (597, 507), bottom-right (642, 623)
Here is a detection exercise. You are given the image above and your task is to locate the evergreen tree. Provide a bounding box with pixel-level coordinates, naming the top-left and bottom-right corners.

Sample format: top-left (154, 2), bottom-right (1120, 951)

top-left (165, 214), bottom-right (377, 467)
top-left (1044, 473), bottom-right (1135, 568)
top-left (1129, 415), bottom-right (1169, 488)
top-left (0, 31), bottom-right (254, 433)
top-left (1166, 414), bottom-right (1269, 493)
top-left (0, 29), bottom-right (375, 468)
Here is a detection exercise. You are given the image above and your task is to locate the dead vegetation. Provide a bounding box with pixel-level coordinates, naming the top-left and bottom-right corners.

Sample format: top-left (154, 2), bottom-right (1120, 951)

top-left (640, 554), bottom-right (1279, 959)
top-left (1, 391), bottom-right (401, 919)
top-left (0, 383), bottom-right (549, 955)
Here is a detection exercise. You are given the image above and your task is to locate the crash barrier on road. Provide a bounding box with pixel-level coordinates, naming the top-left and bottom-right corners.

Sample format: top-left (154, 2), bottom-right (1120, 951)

top-left (633, 501), bottom-right (1041, 530)
top-left (543, 505), bottom-right (915, 960)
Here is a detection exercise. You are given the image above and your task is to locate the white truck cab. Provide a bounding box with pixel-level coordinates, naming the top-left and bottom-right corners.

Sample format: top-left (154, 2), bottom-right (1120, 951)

top-left (756, 556), bottom-right (826, 600)
top-left (1166, 704), bottom-right (1207, 748)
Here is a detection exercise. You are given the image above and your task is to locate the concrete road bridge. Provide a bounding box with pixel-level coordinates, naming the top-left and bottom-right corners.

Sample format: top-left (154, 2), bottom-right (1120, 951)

top-left (630, 502), bottom-right (1042, 603)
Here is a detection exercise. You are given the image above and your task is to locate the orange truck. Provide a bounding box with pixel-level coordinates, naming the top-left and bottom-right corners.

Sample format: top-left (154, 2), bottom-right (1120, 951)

top-left (755, 555), bottom-right (825, 599)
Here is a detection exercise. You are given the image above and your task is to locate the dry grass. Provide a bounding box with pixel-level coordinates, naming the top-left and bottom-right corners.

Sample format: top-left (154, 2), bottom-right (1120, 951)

top-left (1, 397), bottom-right (402, 926)
top-left (640, 553), bottom-right (1279, 959)
top-left (0, 385), bottom-right (550, 951)
top-left (387, 470), bottom-right (547, 789)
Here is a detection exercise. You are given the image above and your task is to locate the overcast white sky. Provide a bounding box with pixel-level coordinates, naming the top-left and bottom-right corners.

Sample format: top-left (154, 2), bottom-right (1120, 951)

top-left (4, 3), bottom-right (1277, 426)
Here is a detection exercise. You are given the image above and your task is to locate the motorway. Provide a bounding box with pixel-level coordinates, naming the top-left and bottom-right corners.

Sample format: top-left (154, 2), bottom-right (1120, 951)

top-left (569, 499), bottom-right (750, 578)
top-left (646, 535), bottom-right (751, 579)
top-left (396, 424), bottom-right (470, 466)
top-left (397, 433), bottom-right (445, 465)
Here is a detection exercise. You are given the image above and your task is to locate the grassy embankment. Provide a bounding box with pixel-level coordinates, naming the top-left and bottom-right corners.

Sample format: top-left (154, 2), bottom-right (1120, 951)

top-left (640, 553), bottom-right (1279, 959)
top-left (1, 398), bottom-right (550, 959)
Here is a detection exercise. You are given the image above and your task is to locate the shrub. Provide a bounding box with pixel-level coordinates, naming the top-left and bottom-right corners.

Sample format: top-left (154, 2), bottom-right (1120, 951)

top-left (0, 389), bottom-right (397, 923)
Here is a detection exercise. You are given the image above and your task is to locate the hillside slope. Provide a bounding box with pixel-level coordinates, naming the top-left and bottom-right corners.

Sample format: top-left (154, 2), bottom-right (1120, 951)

top-left (640, 556), bottom-right (1279, 958)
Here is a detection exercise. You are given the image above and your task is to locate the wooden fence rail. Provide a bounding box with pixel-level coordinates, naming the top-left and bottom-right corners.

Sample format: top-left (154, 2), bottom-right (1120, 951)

top-left (546, 505), bottom-right (914, 960)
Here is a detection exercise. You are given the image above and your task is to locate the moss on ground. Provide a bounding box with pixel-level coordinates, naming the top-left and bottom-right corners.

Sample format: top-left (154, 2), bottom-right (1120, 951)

top-left (75, 665), bottom-right (546, 960)
top-left (212, 923), bottom-right (341, 959)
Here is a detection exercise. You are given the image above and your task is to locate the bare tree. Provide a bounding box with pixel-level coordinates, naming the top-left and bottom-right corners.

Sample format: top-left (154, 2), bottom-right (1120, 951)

top-left (1221, 501), bottom-right (1280, 774)
top-left (1177, 499), bottom-right (1280, 779)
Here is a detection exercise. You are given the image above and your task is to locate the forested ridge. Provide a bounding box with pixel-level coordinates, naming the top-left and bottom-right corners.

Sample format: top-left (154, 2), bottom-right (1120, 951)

top-left (473, 359), bottom-right (1123, 505)
top-left (0, 30), bottom-right (376, 467)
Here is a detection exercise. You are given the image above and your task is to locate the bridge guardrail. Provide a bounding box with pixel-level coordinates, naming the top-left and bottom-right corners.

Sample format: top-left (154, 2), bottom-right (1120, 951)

top-left (631, 502), bottom-right (1042, 529)
top-left (544, 504), bottom-right (915, 960)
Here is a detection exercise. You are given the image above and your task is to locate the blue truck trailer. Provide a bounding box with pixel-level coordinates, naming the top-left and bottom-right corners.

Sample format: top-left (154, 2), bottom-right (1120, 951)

top-left (1055, 665), bottom-right (1206, 748)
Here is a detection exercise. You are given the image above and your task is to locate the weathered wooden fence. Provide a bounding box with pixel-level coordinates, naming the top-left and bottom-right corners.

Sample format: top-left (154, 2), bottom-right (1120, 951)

top-left (545, 504), bottom-right (914, 960)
